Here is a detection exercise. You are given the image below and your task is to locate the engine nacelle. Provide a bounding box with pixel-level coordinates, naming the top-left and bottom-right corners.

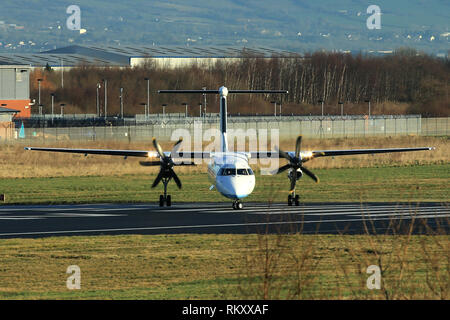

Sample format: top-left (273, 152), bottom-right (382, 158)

top-left (288, 168), bottom-right (303, 180)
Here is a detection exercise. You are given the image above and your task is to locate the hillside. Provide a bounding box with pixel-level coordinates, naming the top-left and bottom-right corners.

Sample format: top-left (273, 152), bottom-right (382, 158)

top-left (0, 0), bottom-right (448, 54)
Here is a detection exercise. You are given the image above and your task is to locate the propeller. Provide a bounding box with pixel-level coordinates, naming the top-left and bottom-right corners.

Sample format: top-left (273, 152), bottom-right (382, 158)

top-left (272, 136), bottom-right (322, 193)
top-left (139, 137), bottom-right (193, 190)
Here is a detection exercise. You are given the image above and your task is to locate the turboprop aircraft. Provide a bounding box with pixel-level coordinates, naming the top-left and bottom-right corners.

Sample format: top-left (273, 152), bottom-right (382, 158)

top-left (25, 86), bottom-right (433, 209)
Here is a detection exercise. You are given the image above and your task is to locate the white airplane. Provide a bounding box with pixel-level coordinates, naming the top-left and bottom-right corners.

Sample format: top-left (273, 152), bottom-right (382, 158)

top-left (26, 86), bottom-right (433, 209)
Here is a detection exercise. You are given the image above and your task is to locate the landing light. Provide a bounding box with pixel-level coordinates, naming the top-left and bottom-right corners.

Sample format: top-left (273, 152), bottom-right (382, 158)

top-left (304, 151), bottom-right (313, 158)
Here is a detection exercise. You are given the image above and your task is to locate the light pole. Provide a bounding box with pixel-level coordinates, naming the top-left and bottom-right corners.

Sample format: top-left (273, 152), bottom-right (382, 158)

top-left (318, 100), bottom-right (324, 117)
top-left (37, 78), bottom-right (43, 105)
top-left (103, 79), bottom-right (108, 119)
top-left (96, 83), bottom-right (101, 117)
top-left (120, 87), bottom-right (124, 119)
top-left (338, 101), bottom-right (344, 117)
top-left (140, 103), bottom-right (148, 120)
top-left (271, 101), bottom-right (277, 117)
top-left (202, 86), bottom-right (207, 117)
top-left (182, 102), bottom-right (188, 117)
top-left (365, 99), bottom-right (371, 118)
top-left (279, 99), bottom-right (282, 117)
top-left (50, 93), bottom-right (55, 123)
top-left (60, 103), bottom-right (65, 117)
top-left (162, 104), bottom-right (167, 119)
top-left (60, 58), bottom-right (64, 88)
top-left (145, 77), bottom-right (150, 116)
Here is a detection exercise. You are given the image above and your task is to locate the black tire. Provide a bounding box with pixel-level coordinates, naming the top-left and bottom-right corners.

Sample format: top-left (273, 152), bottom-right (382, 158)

top-left (159, 195), bottom-right (164, 207)
top-left (232, 202), bottom-right (236, 210)
top-left (288, 195), bottom-right (293, 206)
top-left (295, 195), bottom-right (300, 206)
top-left (166, 195), bottom-right (171, 207)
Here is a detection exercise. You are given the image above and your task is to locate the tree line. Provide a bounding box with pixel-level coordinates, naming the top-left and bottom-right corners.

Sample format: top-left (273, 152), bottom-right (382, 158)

top-left (30, 48), bottom-right (449, 117)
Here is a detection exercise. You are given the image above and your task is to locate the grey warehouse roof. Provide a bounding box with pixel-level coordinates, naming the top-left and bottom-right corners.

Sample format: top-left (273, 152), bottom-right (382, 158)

top-left (0, 107), bottom-right (20, 113)
top-left (0, 45), bottom-right (301, 67)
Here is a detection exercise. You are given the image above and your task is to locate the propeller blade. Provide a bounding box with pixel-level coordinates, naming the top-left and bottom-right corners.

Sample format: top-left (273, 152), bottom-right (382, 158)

top-left (300, 166), bottom-right (319, 183)
top-left (171, 138), bottom-right (183, 155)
top-left (152, 137), bottom-right (166, 160)
top-left (139, 161), bottom-right (162, 166)
top-left (275, 146), bottom-right (292, 161)
top-left (170, 169), bottom-right (182, 189)
top-left (151, 169), bottom-right (164, 188)
top-left (271, 164), bottom-right (292, 175)
top-left (295, 135), bottom-right (302, 159)
top-left (289, 170), bottom-right (297, 193)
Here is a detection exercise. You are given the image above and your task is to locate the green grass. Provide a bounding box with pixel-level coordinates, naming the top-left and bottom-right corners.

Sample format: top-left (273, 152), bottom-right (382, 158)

top-left (0, 234), bottom-right (448, 299)
top-left (0, 164), bottom-right (448, 204)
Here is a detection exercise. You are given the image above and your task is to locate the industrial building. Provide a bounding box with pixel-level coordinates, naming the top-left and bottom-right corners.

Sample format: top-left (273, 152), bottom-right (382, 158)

top-left (0, 45), bottom-right (300, 68)
top-left (0, 65), bottom-right (31, 118)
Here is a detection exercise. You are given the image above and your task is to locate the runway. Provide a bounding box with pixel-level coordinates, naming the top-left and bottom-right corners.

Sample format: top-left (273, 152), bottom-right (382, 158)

top-left (0, 202), bottom-right (448, 238)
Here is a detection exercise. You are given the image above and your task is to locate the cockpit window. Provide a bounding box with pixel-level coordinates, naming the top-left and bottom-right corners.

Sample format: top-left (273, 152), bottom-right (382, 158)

top-left (221, 168), bottom-right (236, 176)
top-left (237, 169), bottom-right (248, 175)
top-left (218, 168), bottom-right (254, 176)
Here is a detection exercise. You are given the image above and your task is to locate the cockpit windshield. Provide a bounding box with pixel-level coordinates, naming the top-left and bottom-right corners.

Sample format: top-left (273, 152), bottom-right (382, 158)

top-left (219, 168), bottom-right (254, 176)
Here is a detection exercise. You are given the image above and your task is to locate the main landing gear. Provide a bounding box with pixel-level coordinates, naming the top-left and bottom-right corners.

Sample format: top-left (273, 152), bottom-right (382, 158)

top-left (288, 193), bottom-right (300, 206)
top-left (232, 200), bottom-right (243, 210)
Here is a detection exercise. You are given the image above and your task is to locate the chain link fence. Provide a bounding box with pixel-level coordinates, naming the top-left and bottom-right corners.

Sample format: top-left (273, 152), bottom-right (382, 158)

top-left (3, 116), bottom-right (449, 143)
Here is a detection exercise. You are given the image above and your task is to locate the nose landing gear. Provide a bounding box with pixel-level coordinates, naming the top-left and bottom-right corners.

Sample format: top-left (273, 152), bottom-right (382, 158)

top-left (158, 178), bottom-right (172, 207)
top-left (288, 194), bottom-right (300, 206)
top-left (232, 200), bottom-right (243, 210)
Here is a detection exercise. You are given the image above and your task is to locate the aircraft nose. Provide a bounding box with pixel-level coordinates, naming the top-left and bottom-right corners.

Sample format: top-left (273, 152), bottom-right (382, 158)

top-left (230, 177), bottom-right (255, 199)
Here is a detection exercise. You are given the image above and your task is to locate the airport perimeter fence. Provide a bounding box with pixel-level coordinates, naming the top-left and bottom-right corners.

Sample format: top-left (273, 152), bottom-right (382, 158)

top-left (3, 115), bottom-right (449, 143)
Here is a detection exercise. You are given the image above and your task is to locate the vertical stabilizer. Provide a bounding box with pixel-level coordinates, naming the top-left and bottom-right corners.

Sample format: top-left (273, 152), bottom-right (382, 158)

top-left (219, 86), bottom-right (228, 152)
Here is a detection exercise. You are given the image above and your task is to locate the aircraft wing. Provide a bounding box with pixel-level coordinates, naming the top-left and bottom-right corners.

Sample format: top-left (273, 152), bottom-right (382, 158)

top-left (250, 147), bottom-right (433, 159)
top-left (24, 147), bottom-right (211, 160)
top-left (308, 147), bottom-right (434, 158)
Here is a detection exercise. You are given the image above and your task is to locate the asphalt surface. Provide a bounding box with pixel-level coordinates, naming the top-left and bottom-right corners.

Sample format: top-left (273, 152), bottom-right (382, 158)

top-left (0, 202), bottom-right (448, 238)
